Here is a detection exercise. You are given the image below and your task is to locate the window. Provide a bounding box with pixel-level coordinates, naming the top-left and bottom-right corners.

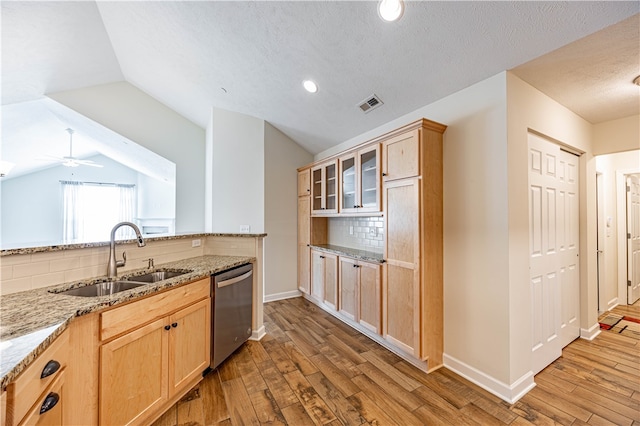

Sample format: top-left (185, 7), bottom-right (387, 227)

top-left (62, 181), bottom-right (136, 243)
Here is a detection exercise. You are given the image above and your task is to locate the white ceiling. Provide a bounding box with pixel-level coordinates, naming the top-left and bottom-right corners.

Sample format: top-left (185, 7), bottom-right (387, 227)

top-left (1, 1), bottom-right (639, 157)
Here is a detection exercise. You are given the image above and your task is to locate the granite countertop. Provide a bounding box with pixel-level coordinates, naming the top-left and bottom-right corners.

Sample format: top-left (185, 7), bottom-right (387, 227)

top-left (310, 244), bottom-right (385, 263)
top-left (1, 232), bottom-right (267, 256)
top-left (0, 254), bottom-right (254, 389)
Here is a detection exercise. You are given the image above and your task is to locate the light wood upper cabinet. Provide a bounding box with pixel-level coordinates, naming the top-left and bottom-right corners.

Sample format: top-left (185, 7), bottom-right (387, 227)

top-left (382, 129), bottom-right (420, 181)
top-left (311, 161), bottom-right (338, 215)
top-left (297, 169), bottom-right (311, 197)
top-left (339, 145), bottom-right (380, 214)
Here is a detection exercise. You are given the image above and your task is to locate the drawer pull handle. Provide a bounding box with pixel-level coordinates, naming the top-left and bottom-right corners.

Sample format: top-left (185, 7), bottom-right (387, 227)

top-left (39, 392), bottom-right (59, 415)
top-left (40, 360), bottom-right (60, 379)
top-left (171, 322), bottom-right (178, 328)
top-left (164, 325), bottom-right (171, 331)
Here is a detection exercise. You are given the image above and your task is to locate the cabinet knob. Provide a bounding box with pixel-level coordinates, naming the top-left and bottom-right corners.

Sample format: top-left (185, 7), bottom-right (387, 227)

top-left (164, 325), bottom-right (171, 331)
top-left (382, 172), bottom-right (387, 176)
top-left (353, 205), bottom-right (358, 208)
top-left (39, 392), bottom-right (59, 415)
top-left (319, 255), bottom-right (325, 259)
top-left (172, 322), bottom-right (178, 328)
top-left (40, 360), bottom-right (60, 379)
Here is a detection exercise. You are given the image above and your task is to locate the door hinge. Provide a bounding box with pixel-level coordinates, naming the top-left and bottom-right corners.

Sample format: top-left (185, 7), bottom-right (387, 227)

top-left (628, 280), bottom-right (632, 287)
top-left (629, 233), bottom-right (632, 239)
top-left (627, 185), bottom-right (631, 192)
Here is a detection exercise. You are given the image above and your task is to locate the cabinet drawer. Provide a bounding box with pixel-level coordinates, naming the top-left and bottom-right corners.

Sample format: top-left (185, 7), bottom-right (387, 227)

top-left (18, 371), bottom-right (64, 426)
top-left (8, 331), bottom-right (68, 425)
top-left (100, 278), bottom-right (210, 341)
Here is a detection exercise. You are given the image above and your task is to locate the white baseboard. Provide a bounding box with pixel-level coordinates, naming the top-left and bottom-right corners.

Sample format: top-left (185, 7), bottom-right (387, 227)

top-left (263, 290), bottom-right (302, 302)
top-left (580, 322), bottom-right (601, 341)
top-left (249, 325), bottom-right (266, 341)
top-left (443, 354), bottom-right (535, 404)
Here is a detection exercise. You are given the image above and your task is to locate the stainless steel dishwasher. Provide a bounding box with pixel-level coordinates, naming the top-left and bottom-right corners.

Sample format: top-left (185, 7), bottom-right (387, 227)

top-left (211, 263), bottom-right (253, 369)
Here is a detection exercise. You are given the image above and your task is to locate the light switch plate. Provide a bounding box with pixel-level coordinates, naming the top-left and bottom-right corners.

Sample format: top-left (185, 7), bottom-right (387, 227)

top-left (240, 225), bottom-right (251, 233)
top-left (192, 239), bottom-right (201, 247)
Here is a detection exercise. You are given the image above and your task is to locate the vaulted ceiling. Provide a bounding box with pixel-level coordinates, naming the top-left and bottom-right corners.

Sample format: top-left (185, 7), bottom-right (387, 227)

top-left (2, 1), bottom-right (638, 156)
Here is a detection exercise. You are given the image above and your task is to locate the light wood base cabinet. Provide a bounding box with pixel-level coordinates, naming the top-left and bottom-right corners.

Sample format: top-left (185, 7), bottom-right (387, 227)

top-left (338, 257), bottom-right (381, 332)
top-left (99, 279), bottom-right (211, 426)
top-left (310, 249), bottom-right (338, 309)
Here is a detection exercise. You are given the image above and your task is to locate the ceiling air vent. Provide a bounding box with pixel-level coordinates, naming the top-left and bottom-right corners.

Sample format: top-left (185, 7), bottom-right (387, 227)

top-left (358, 94), bottom-right (383, 113)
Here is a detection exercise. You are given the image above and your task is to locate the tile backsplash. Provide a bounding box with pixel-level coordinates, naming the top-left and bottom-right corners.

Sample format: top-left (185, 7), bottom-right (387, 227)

top-left (327, 216), bottom-right (384, 253)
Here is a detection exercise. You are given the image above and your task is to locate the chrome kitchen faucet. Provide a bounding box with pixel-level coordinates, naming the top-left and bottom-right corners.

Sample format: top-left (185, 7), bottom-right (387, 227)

top-left (107, 222), bottom-right (145, 279)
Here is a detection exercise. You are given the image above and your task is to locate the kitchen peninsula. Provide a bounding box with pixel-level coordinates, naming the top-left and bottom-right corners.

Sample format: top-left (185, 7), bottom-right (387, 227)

top-left (0, 233), bottom-right (265, 425)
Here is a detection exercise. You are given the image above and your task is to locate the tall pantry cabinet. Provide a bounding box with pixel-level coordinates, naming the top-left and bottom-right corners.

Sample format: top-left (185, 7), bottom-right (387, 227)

top-left (297, 118), bottom-right (446, 372)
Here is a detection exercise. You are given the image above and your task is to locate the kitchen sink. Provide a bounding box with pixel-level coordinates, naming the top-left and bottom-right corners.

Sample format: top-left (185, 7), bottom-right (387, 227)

top-left (125, 270), bottom-right (191, 283)
top-left (53, 281), bottom-right (146, 297)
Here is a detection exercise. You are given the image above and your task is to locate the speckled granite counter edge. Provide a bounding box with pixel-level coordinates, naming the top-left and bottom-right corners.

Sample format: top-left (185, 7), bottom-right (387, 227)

top-left (0, 255), bottom-right (254, 389)
top-left (310, 244), bottom-right (385, 263)
top-left (1, 233), bottom-right (267, 256)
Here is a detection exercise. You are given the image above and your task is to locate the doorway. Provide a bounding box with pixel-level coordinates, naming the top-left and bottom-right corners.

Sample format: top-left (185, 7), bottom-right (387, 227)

top-left (627, 174), bottom-right (640, 304)
top-left (528, 133), bottom-right (581, 375)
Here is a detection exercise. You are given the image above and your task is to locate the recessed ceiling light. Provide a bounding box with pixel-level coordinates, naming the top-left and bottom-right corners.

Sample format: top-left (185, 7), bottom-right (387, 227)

top-left (378, 0), bottom-right (404, 22)
top-left (303, 80), bottom-right (318, 93)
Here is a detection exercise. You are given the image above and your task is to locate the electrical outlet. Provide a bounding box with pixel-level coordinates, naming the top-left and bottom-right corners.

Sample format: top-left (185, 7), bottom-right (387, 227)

top-left (240, 225), bottom-right (251, 233)
top-left (369, 227), bottom-right (377, 237)
top-left (192, 239), bottom-right (201, 247)
top-left (349, 226), bottom-right (354, 235)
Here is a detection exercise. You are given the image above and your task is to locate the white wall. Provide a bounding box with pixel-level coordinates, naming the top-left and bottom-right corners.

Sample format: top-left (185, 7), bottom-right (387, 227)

top-left (595, 150), bottom-right (640, 309)
top-left (593, 115), bottom-right (640, 155)
top-left (1, 155), bottom-right (137, 246)
top-left (506, 72), bottom-right (596, 393)
top-left (315, 73), bottom-right (516, 396)
top-left (48, 82), bottom-right (206, 234)
top-left (264, 123), bottom-right (313, 299)
top-left (209, 108), bottom-right (265, 233)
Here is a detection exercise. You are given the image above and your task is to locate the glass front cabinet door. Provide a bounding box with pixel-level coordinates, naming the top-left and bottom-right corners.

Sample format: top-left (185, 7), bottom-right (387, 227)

top-left (311, 160), bottom-right (338, 215)
top-left (339, 145), bottom-right (380, 214)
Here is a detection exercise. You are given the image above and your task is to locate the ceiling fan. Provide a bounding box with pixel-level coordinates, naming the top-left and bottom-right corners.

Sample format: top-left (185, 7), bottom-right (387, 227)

top-left (53, 128), bottom-right (103, 168)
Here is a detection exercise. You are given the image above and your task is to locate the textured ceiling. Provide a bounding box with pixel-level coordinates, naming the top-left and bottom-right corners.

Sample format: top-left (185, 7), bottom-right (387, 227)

top-left (1, 1), bottom-right (639, 157)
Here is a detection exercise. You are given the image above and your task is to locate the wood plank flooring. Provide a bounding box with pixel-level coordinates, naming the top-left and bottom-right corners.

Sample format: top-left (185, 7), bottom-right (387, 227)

top-left (153, 298), bottom-right (640, 425)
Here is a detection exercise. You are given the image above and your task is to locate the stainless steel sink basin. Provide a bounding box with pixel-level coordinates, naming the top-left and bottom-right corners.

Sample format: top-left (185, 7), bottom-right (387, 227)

top-left (125, 270), bottom-right (190, 283)
top-left (53, 281), bottom-right (146, 297)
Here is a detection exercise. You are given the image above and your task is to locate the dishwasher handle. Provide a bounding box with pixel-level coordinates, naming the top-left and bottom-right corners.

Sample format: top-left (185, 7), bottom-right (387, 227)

top-left (217, 270), bottom-right (253, 288)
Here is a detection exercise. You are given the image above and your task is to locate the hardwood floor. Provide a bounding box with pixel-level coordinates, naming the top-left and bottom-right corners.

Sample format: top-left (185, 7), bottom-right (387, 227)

top-left (153, 298), bottom-right (640, 425)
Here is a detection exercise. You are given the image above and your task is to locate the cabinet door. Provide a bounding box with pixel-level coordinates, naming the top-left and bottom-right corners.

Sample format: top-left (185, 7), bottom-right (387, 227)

top-left (168, 299), bottom-right (210, 397)
top-left (383, 178), bottom-right (420, 357)
top-left (323, 161), bottom-right (338, 213)
top-left (298, 243), bottom-right (310, 294)
top-left (298, 169), bottom-right (311, 197)
top-left (323, 252), bottom-right (338, 310)
top-left (338, 257), bottom-right (358, 321)
top-left (358, 145), bottom-right (380, 213)
top-left (310, 250), bottom-right (325, 301)
top-left (19, 372), bottom-right (65, 426)
top-left (311, 166), bottom-right (324, 213)
top-left (100, 318), bottom-right (169, 426)
top-left (339, 154), bottom-right (358, 213)
top-left (382, 129), bottom-right (420, 181)
top-left (359, 261), bottom-right (381, 334)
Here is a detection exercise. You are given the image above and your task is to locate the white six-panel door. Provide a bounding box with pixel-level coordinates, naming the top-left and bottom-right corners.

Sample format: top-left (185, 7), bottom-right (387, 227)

top-left (627, 174), bottom-right (640, 304)
top-left (528, 133), bottom-right (580, 375)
